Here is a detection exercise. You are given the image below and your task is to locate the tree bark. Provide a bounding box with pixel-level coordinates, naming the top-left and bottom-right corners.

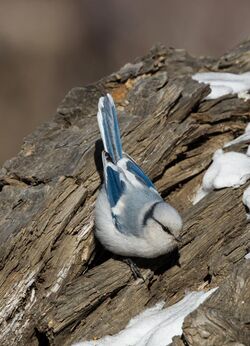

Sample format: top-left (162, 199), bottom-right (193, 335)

top-left (0, 41), bottom-right (250, 346)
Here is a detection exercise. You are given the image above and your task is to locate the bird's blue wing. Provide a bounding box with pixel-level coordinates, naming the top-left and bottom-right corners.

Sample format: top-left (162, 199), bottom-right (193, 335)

top-left (122, 153), bottom-right (156, 190)
top-left (102, 153), bottom-right (160, 236)
top-left (102, 152), bottom-right (125, 208)
top-left (97, 94), bottom-right (123, 163)
top-left (102, 152), bottom-right (129, 234)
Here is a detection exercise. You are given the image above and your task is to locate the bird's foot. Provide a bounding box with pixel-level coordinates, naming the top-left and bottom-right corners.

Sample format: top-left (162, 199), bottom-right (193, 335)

top-left (123, 258), bottom-right (145, 281)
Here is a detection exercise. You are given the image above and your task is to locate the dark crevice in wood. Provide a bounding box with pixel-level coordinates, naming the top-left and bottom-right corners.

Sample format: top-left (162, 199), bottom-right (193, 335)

top-left (244, 204), bottom-right (250, 214)
top-left (9, 173), bottom-right (48, 186)
top-left (87, 241), bottom-right (111, 270)
top-left (152, 248), bottom-right (180, 275)
top-left (0, 179), bottom-right (8, 192)
top-left (203, 272), bottom-right (212, 284)
top-left (180, 333), bottom-right (189, 346)
top-left (152, 152), bottom-right (187, 185)
top-left (184, 134), bottom-right (210, 151)
top-left (34, 328), bottom-right (50, 346)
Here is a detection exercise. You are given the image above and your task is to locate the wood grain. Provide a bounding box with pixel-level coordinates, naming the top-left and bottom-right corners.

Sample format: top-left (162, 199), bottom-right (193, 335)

top-left (0, 42), bottom-right (250, 345)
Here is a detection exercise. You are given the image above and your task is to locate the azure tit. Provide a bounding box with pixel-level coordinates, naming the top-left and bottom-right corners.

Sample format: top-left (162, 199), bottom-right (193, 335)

top-left (95, 94), bottom-right (182, 259)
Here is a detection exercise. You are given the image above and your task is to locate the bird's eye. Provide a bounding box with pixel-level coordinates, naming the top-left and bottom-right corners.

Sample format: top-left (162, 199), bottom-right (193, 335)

top-left (161, 225), bottom-right (172, 235)
top-left (152, 217), bottom-right (173, 236)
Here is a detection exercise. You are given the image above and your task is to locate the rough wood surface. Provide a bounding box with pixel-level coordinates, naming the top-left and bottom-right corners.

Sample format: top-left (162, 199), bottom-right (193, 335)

top-left (172, 261), bottom-right (250, 346)
top-left (0, 41), bottom-right (250, 346)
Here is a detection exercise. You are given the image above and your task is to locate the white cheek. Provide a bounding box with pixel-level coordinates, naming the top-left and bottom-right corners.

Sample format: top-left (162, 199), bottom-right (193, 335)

top-left (145, 220), bottom-right (162, 237)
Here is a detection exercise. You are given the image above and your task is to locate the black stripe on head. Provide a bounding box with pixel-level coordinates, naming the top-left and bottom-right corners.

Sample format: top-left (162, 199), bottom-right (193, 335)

top-left (158, 223), bottom-right (172, 236)
top-left (142, 202), bottom-right (161, 226)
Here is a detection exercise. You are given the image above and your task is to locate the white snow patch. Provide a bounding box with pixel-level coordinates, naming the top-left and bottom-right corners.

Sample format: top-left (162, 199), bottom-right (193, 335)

top-left (73, 288), bottom-right (217, 346)
top-left (224, 122), bottom-right (250, 151)
top-left (202, 149), bottom-right (250, 190)
top-left (192, 149), bottom-right (250, 204)
top-left (192, 186), bottom-right (210, 205)
top-left (192, 71), bottom-right (250, 100)
top-left (245, 252), bottom-right (250, 259)
top-left (238, 90), bottom-right (250, 101)
top-left (192, 120), bottom-right (250, 219)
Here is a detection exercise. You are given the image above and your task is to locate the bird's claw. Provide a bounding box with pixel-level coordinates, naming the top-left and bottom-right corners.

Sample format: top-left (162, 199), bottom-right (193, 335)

top-left (123, 258), bottom-right (145, 281)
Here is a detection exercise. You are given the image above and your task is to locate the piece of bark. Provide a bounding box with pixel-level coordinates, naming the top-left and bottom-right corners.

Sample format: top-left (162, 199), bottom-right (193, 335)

top-left (172, 261), bottom-right (250, 346)
top-left (0, 42), bottom-right (249, 345)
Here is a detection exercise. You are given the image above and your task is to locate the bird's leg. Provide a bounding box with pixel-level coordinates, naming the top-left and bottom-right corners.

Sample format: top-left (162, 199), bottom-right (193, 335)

top-left (123, 258), bottom-right (145, 281)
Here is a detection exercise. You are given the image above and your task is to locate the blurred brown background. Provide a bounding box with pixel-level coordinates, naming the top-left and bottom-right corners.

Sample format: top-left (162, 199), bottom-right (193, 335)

top-left (0, 0), bottom-right (250, 164)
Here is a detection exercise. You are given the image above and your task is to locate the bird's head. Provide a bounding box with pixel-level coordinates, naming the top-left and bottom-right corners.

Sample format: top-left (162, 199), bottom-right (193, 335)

top-left (147, 201), bottom-right (183, 242)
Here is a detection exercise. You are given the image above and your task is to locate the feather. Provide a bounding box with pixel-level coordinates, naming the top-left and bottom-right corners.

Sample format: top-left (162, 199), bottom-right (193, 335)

top-left (97, 94), bottom-right (122, 163)
top-left (121, 153), bottom-right (156, 190)
top-left (102, 152), bottom-right (125, 208)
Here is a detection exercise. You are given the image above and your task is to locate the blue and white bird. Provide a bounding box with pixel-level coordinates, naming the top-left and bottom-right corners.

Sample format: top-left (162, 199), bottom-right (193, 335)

top-left (95, 94), bottom-right (183, 259)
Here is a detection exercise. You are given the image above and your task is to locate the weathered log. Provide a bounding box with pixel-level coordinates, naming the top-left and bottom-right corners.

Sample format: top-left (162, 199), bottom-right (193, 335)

top-left (172, 261), bottom-right (250, 346)
top-left (0, 41), bottom-right (250, 346)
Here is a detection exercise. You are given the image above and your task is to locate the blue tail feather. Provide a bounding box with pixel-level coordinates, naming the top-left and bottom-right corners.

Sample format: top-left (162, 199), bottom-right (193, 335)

top-left (97, 94), bottom-right (123, 163)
